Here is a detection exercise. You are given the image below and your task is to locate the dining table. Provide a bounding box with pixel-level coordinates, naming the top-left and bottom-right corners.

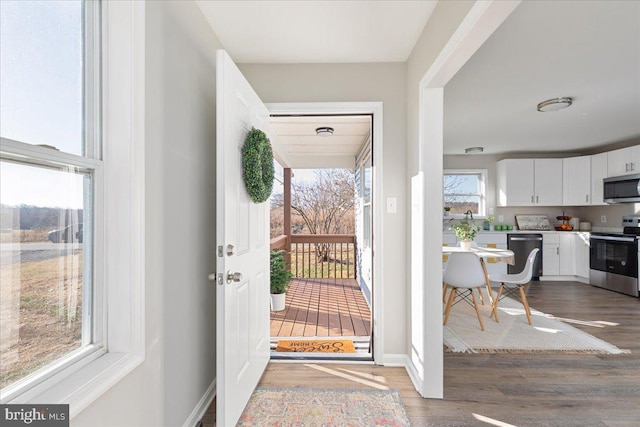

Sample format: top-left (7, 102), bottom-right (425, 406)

top-left (442, 245), bottom-right (515, 317)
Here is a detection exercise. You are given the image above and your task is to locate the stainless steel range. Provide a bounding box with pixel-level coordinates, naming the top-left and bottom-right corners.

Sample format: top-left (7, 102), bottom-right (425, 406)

top-left (590, 215), bottom-right (640, 297)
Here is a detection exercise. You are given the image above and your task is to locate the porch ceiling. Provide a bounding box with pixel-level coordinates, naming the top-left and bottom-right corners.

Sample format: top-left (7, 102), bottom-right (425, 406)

top-left (270, 115), bottom-right (371, 169)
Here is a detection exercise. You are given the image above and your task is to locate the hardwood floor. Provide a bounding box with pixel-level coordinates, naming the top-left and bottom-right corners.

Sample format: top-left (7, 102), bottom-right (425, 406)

top-left (205, 281), bottom-right (640, 426)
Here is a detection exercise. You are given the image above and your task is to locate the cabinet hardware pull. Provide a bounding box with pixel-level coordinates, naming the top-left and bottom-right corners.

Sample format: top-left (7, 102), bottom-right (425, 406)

top-left (586, 194), bottom-right (589, 203)
top-left (536, 195), bottom-right (539, 203)
top-left (632, 162), bottom-right (635, 171)
top-left (531, 195), bottom-right (534, 203)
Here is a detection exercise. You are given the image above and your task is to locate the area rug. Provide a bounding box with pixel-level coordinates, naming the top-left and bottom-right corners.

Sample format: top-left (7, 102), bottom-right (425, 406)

top-left (275, 339), bottom-right (356, 353)
top-left (444, 293), bottom-right (630, 354)
top-left (237, 387), bottom-right (410, 427)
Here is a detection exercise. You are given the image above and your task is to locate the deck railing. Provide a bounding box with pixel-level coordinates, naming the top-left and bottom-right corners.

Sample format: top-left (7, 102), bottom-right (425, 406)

top-left (270, 234), bottom-right (356, 279)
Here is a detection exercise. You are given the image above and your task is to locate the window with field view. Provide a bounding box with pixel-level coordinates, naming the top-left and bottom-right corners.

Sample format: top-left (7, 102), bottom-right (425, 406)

top-left (0, 0), bottom-right (97, 394)
top-left (270, 168), bottom-right (356, 279)
top-left (444, 170), bottom-right (487, 216)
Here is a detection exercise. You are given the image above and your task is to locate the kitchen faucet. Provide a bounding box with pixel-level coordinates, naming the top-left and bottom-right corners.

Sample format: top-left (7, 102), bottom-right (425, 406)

top-left (465, 210), bottom-right (474, 220)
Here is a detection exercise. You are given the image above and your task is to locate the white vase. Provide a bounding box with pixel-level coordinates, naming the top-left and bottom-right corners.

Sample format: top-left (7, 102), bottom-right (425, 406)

top-left (460, 239), bottom-right (472, 251)
top-left (270, 293), bottom-right (286, 312)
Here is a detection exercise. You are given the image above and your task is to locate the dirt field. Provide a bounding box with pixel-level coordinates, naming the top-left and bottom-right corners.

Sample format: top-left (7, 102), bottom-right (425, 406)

top-left (0, 251), bottom-right (84, 389)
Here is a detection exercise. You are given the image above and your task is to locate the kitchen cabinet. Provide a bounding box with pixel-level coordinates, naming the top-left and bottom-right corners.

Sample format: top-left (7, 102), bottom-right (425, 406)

top-left (542, 232), bottom-right (590, 281)
top-left (575, 232), bottom-right (590, 280)
top-left (496, 159), bottom-right (563, 206)
top-left (559, 233), bottom-right (576, 276)
top-left (591, 152), bottom-right (608, 206)
top-left (607, 145), bottom-right (640, 177)
top-left (563, 156), bottom-right (591, 206)
top-left (542, 233), bottom-right (560, 276)
top-left (563, 154), bottom-right (608, 206)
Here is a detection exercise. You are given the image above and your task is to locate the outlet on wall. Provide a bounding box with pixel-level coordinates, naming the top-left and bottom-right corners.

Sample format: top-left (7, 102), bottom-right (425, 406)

top-left (498, 215), bottom-right (504, 223)
top-left (601, 215), bottom-right (607, 223)
top-left (488, 207), bottom-right (494, 215)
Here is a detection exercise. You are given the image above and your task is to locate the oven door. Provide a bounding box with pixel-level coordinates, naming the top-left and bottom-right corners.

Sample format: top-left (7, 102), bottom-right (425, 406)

top-left (590, 235), bottom-right (638, 278)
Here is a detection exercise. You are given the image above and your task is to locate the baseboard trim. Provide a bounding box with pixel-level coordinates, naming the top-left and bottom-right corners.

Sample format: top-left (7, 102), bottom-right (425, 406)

top-left (381, 353), bottom-right (408, 367)
top-left (404, 356), bottom-right (422, 396)
top-left (182, 378), bottom-right (216, 427)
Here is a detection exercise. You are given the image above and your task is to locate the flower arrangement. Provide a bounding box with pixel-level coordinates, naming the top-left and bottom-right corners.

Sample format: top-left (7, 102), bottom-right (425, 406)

top-left (449, 213), bottom-right (481, 241)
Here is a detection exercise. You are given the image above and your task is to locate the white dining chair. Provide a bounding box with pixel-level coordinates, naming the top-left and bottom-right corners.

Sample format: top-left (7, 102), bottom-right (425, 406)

top-left (443, 252), bottom-right (488, 331)
top-left (489, 248), bottom-right (539, 325)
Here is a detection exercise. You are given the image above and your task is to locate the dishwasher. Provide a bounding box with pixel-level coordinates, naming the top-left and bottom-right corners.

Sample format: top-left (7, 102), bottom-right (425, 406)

top-left (507, 234), bottom-right (543, 280)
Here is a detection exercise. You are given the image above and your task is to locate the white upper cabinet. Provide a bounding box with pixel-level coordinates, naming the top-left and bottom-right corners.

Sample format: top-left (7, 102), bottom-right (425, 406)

top-left (497, 159), bottom-right (562, 206)
top-left (607, 145), bottom-right (640, 177)
top-left (563, 156), bottom-right (591, 206)
top-left (590, 152), bottom-right (608, 205)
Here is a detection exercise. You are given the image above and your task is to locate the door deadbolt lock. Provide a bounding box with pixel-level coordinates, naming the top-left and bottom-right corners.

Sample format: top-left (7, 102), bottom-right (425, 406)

top-left (226, 270), bottom-right (242, 284)
top-left (226, 244), bottom-right (235, 256)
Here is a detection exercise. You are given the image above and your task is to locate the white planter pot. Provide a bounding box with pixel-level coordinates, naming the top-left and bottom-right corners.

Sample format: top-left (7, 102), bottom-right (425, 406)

top-left (460, 239), bottom-right (473, 251)
top-left (270, 293), bottom-right (286, 312)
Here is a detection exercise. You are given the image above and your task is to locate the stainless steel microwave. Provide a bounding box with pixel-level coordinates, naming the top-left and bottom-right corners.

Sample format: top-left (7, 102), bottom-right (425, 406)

top-left (603, 173), bottom-right (640, 203)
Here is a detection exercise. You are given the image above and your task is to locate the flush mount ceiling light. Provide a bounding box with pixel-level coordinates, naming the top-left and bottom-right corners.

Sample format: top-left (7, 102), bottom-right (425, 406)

top-left (537, 97), bottom-right (573, 112)
top-left (315, 126), bottom-right (334, 137)
top-left (465, 146), bottom-right (484, 154)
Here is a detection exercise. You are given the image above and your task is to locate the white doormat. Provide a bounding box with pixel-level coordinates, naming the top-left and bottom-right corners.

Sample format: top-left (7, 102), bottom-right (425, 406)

top-left (444, 292), bottom-right (630, 354)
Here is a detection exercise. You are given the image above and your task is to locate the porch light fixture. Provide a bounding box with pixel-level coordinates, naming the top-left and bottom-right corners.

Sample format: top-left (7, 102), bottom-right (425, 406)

top-left (465, 146), bottom-right (484, 154)
top-left (537, 97), bottom-right (573, 112)
top-left (315, 126), bottom-right (334, 137)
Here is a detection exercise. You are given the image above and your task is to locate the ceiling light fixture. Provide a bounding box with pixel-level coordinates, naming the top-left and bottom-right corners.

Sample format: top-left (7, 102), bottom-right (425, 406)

top-left (465, 146), bottom-right (484, 154)
top-left (537, 97), bottom-right (573, 112)
top-left (315, 126), bottom-right (334, 137)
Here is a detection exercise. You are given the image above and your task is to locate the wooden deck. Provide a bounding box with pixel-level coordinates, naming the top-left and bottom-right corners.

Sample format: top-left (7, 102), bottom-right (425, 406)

top-left (270, 277), bottom-right (371, 338)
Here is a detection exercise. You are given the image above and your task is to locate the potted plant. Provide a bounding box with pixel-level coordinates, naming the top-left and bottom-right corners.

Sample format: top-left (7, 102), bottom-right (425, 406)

top-left (270, 249), bottom-right (293, 311)
top-left (449, 212), bottom-right (480, 250)
top-left (443, 206), bottom-right (452, 217)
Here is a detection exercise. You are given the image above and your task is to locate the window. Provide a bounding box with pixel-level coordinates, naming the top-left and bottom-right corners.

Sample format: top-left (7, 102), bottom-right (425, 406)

top-left (1, 1), bottom-right (145, 413)
top-left (443, 169), bottom-right (487, 216)
top-left (0, 0), bottom-right (100, 397)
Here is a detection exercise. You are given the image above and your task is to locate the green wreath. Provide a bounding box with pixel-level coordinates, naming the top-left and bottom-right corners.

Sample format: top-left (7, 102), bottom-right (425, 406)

top-left (242, 127), bottom-right (274, 203)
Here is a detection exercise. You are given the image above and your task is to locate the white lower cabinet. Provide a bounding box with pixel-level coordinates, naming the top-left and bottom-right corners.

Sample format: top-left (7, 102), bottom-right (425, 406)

top-left (575, 233), bottom-right (591, 280)
top-left (559, 233), bottom-right (576, 276)
top-left (542, 233), bottom-right (560, 276)
top-left (542, 232), bottom-right (590, 282)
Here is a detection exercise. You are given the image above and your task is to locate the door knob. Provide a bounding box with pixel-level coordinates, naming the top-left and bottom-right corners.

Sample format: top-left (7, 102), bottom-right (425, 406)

top-left (226, 270), bottom-right (243, 284)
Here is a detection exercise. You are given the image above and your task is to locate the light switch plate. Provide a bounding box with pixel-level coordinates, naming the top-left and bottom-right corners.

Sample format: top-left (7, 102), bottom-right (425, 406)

top-left (386, 197), bottom-right (397, 213)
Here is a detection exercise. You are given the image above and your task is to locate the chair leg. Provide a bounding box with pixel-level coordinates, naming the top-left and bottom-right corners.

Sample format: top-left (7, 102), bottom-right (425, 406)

top-left (476, 287), bottom-right (485, 305)
top-left (491, 284), bottom-right (504, 323)
top-left (519, 285), bottom-right (533, 325)
top-left (470, 289), bottom-right (485, 331)
top-left (443, 288), bottom-right (456, 325)
top-left (443, 283), bottom-right (448, 304)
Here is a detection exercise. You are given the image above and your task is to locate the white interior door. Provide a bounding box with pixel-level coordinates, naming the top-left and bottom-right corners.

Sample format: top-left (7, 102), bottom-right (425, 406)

top-left (216, 49), bottom-right (271, 426)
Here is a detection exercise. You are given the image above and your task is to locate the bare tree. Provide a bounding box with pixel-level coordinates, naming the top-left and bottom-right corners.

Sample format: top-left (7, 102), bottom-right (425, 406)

top-left (291, 169), bottom-right (355, 261)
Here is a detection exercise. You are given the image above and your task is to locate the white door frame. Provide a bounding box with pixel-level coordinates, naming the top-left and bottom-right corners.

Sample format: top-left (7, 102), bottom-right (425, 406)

top-left (266, 101), bottom-right (384, 364)
top-left (413, 0), bottom-right (521, 398)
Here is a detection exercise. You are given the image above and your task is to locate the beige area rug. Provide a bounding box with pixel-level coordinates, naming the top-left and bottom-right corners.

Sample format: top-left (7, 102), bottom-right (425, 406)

top-left (444, 291), bottom-right (630, 354)
top-left (237, 388), bottom-right (410, 426)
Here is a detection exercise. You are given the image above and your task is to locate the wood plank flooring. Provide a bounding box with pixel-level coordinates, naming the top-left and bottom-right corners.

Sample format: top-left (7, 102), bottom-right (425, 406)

top-left (269, 277), bottom-right (371, 337)
top-left (204, 281), bottom-right (640, 426)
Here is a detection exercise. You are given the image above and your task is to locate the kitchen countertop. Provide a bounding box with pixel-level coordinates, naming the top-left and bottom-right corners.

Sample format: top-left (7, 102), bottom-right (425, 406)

top-left (443, 229), bottom-right (593, 235)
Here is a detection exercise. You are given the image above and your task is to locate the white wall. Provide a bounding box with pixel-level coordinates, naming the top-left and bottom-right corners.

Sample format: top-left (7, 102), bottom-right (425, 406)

top-left (238, 62), bottom-right (407, 358)
top-left (405, 0), bottom-right (475, 396)
top-left (72, 1), bottom-right (220, 425)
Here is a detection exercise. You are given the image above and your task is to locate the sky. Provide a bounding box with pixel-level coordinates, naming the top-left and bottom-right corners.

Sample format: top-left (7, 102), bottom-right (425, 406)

top-left (0, 1), bottom-right (84, 208)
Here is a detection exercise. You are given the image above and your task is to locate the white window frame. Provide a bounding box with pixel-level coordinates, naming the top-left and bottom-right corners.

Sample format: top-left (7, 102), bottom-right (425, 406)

top-left (0, 1), bottom-right (146, 418)
top-left (443, 169), bottom-right (488, 218)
